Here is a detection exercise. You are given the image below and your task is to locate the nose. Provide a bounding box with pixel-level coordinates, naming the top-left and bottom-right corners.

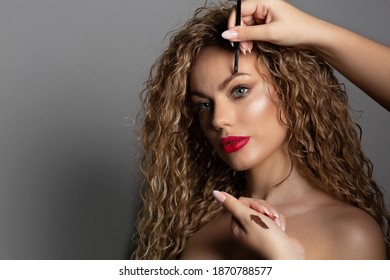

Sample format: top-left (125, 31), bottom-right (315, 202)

top-left (211, 99), bottom-right (234, 130)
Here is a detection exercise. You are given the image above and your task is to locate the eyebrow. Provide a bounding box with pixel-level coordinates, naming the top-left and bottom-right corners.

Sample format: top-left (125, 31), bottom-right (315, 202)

top-left (190, 72), bottom-right (251, 98)
top-left (218, 72), bottom-right (250, 91)
top-left (190, 90), bottom-right (208, 99)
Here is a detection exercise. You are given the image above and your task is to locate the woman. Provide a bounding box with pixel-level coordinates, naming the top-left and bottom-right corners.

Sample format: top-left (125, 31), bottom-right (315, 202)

top-left (132, 2), bottom-right (389, 259)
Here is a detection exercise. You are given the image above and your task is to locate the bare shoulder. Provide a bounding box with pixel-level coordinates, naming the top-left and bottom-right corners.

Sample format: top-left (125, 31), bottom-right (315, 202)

top-left (308, 201), bottom-right (386, 259)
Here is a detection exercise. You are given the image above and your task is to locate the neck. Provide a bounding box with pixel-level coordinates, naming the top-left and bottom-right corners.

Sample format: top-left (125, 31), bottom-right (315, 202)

top-left (245, 157), bottom-right (291, 199)
top-left (245, 158), bottom-right (313, 206)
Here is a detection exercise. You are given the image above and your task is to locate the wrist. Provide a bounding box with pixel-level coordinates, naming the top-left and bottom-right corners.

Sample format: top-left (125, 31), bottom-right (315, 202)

top-left (306, 19), bottom-right (344, 60)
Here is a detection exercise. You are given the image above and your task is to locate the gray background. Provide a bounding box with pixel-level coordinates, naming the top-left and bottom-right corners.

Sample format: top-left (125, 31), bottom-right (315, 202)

top-left (0, 0), bottom-right (388, 259)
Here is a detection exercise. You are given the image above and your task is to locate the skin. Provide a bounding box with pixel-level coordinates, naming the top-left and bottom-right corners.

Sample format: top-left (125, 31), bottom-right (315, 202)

top-left (223, 0), bottom-right (390, 111)
top-left (180, 46), bottom-right (386, 260)
top-left (189, 47), bottom-right (290, 186)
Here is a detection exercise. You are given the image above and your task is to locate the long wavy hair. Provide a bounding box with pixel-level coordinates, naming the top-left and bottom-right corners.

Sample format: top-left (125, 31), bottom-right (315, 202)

top-left (132, 3), bottom-right (390, 259)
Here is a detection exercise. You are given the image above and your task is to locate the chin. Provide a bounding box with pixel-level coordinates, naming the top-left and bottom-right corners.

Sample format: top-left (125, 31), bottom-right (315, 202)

top-left (223, 159), bottom-right (251, 172)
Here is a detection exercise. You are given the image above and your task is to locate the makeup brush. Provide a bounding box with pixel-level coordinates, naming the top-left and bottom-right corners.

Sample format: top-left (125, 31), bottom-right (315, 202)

top-left (234, 0), bottom-right (241, 74)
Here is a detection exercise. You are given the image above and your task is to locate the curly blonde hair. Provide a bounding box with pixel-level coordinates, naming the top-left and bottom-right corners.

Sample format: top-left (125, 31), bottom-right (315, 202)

top-left (132, 3), bottom-right (390, 259)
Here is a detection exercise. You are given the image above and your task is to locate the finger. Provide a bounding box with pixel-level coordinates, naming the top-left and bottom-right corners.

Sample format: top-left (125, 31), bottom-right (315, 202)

top-left (213, 190), bottom-right (285, 230)
top-left (236, 196), bottom-right (286, 230)
top-left (238, 196), bottom-right (273, 218)
top-left (239, 41), bottom-right (254, 54)
top-left (279, 213), bottom-right (287, 232)
top-left (238, 196), bottom-right (281, 219)
top-left (222, 24), bottom-right (273, 42)
top-left (240, 0), bottom-right (270, 22)
top-left (213, 190), bottom-right (253, 223)
top-left (214, 191), bottom-right (262, 237)
top-left (211, 190), bottom-right (247, 236)
top-left (229, 0), bottom-right (270, 29)
top-left (261, 207), bottom-right (286, 231)
top-left (221, 29), bottom-right (253, 53)
top-left (228, 0), bottom-right (263, 30)
top-left (231, 216), bottom-right (245, 236)
top-left (227, 6), bottom-right (237, 30)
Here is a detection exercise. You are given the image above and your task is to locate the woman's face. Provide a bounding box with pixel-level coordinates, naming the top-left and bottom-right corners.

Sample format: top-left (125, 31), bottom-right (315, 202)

top-left (189, 47), bottom-right (289, 172)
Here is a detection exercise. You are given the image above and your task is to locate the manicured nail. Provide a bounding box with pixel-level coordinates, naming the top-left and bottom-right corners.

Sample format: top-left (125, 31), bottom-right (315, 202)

top-left (263, 208), bottom-right (270, 216)
top-left (240, 45), bottom-right (246, 55)
top-left (270, 208), bottom-right (279, 218)
top-left (222, 30), bottom-right (238, 40)
top-left (212, 190), bottom-right (226, 204)
top-left (274, 217), bottom-right (282, 228)
top-left (281, 220), bottom-right (286, 232)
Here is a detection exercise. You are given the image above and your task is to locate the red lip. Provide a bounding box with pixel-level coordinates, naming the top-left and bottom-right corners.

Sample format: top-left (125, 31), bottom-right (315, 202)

top-left (220, 136), bottom-right (250, 153)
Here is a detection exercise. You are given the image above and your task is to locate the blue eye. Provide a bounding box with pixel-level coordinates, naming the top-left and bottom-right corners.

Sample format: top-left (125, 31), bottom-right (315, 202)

top-left (192, 102), bottom-right (212, 113)
top-left (232, 85), bottom-right (250, 97)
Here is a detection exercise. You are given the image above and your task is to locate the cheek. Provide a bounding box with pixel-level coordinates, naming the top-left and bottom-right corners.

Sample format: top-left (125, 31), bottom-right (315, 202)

top-left (243, 93), bottom-right (288, 147)
top-left (242, 80), bottom-right (279, 122)
top-left (243, 94), bottom-right (277, 124)
top-left (198, 113), bottom-right (209, 133)
top-left (198, 114), bottom-right (215, 142)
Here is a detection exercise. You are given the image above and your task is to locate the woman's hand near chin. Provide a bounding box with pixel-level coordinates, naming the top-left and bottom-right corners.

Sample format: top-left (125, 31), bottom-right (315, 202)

top-left (213, 190), bottom-right (306, 260)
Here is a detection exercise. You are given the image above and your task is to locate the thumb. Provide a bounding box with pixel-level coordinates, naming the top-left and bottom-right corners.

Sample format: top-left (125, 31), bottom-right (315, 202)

top-left (222, 25), bottom-right (272, 42)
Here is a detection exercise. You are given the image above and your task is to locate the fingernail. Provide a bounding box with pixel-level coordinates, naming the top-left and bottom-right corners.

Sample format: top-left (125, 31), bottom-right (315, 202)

top-left (240, 45), bottom-right (246, 55)
top-left (274, 217), bottom-right (282, 228)
top-left (281, 220), bottom-right (286, 232)
top-left (247, 48), bottom-right (252, 54)
top-left (270, 208), bottom-right (279, 218)
top-left (222, 30), bottom-right (238, 40)
top-left (263, 208), bottom-right (270, 216)
top-left (212, 190), bottom-right (226, 204)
